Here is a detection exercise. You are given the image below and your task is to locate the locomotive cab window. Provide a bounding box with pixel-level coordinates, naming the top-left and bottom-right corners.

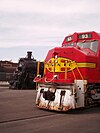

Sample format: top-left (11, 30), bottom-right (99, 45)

top-left (77, 40), bottom-right (98, 53)
top-left (63, 43), bottom-right (74, 47)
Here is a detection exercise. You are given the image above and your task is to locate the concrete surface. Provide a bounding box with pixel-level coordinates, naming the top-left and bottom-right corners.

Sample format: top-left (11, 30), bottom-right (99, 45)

top-left (0, 87), bottom-right (100, 133)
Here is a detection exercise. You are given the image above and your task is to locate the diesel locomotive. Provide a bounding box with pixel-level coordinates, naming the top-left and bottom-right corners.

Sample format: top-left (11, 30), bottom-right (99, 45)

top-left (34, 31), bottom-right (100, 111)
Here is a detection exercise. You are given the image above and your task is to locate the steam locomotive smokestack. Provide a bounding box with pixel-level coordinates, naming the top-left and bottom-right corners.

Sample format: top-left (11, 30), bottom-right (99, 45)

top-left (27, 51), bottom-right (32, 59)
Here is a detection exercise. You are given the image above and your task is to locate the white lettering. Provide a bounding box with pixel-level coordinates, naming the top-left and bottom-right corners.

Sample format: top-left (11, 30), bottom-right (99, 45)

top-left (81, 34), bottom-right (88, 39)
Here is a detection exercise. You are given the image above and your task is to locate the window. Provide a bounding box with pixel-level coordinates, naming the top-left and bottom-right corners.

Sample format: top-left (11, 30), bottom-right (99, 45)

top-left (77, 40), bottom-right (98, 53)
top-left (63, 43), bottom-right (74, 47)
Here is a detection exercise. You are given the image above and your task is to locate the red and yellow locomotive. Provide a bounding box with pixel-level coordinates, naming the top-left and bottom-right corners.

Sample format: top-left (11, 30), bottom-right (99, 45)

top-left (35, 31), bottom-right (100, 111)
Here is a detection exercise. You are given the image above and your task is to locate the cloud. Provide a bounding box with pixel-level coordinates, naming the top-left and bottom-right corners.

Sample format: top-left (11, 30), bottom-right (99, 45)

top-left (0, 45), bottom-right (54, 62)
top-left (0, 0), bottom-right (100, 14)
top-left (0, 0), bottom-right (100, 61)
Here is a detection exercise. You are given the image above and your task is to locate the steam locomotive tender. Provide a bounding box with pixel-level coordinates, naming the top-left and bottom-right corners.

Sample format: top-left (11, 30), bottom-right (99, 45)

top-left (34, 31), bottom-right (100, 111)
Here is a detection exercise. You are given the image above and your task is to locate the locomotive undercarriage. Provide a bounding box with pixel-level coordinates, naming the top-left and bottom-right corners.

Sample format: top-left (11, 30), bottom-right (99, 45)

top-left (85, 83), bottom-right (100, 107)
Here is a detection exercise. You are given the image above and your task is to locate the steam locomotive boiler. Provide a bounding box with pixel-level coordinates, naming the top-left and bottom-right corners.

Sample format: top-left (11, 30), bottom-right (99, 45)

top-left (9, 51), bottom-right (44, 89)
top-left (34, 31), bottom-right (100, 111)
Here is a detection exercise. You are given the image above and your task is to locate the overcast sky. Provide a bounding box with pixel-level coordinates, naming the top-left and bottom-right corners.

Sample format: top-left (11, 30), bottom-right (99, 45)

top-left (0, 0), bottom-right (100, 62)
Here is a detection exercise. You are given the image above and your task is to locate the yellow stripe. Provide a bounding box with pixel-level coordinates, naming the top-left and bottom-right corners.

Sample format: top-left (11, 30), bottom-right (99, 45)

top-left (45, 57), bottom-right (96, 72)
top-left (77, 63), bottom-right (96, 68)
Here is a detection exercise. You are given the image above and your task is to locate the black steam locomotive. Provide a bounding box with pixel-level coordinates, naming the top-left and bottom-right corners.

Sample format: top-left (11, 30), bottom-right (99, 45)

top-left (9, 51), bottom-right (44, 89)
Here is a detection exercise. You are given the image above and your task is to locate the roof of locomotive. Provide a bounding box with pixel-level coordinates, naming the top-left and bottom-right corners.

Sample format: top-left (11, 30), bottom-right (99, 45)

top-left (62, 31), bottom-right (100, 47)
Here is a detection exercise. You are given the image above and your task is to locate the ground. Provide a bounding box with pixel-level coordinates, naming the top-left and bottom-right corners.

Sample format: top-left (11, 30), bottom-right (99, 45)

top-left (0, 86), bottom-right (100, 133)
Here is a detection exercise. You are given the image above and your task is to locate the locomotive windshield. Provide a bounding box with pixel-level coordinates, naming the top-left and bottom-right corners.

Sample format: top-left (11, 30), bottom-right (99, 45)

top-left (77, 40), bottom-right (98, 53)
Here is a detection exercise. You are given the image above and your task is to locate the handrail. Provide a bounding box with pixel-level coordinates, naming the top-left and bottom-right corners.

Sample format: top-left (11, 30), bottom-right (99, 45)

top-left (33, 75), bottom-right (42, 82)
top-left (65, 61), bottom-right (68, 79)
top-left (44, 77), bottom-right (55, 83)
top-left (37, 61), bottom-right (40, 75)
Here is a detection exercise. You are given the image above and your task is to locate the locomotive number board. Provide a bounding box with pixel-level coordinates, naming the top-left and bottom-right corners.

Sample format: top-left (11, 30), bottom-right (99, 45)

top-left (66, 36), bottom-right (72, 42)
top-left (78, 33), bottom-right (92, 39)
